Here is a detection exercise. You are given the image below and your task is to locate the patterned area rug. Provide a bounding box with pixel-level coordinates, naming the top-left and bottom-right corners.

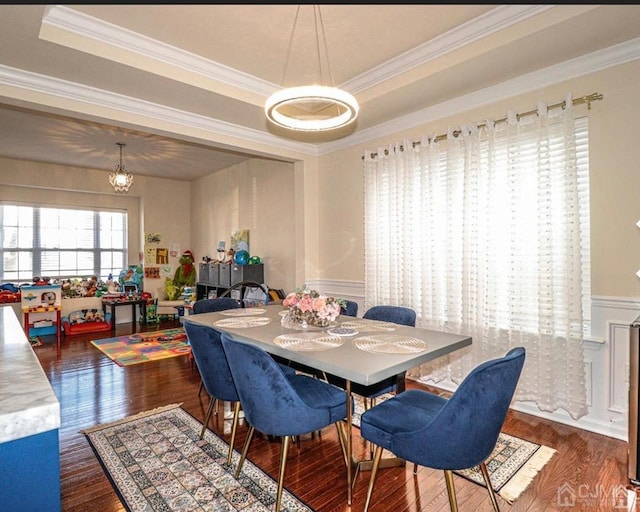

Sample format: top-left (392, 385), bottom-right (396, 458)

top-left (90, 328), bottom-right (191, 367)
top-left (82, 404), bottom-right (313, 512)
top-left (352, 394), bottom-right (556, 504)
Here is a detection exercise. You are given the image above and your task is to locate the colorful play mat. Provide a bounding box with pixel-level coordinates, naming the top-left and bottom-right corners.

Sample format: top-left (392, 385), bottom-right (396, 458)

top-left (90, 328), bottom-right (190, 367)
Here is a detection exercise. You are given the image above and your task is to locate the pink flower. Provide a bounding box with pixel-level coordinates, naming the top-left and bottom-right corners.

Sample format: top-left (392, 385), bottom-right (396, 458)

top-left (317, 302), bottom-right (340, 321)
top-left (312, 296), bottom-right (327, 311)
top-left (282, 293), bottom-right (299, 307)
top-left (283, 287), bottom-right (345, 326)
top-left (297, 296), bottom-right (314, 313)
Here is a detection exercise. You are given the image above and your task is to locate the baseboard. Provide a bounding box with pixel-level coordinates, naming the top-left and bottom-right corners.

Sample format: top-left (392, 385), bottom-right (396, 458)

top-left (510, 402), bottom-right (627, 441)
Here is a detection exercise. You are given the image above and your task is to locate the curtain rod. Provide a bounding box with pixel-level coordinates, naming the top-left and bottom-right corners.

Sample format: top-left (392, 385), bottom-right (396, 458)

top-left (363, 92), bottom-right (603, 160)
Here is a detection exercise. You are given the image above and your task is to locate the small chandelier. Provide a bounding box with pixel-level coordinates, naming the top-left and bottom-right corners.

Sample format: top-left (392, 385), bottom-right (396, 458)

top-left (265, 5), bottom-right (359, 132)
top-left (109, 142), bottom-right (133, 193)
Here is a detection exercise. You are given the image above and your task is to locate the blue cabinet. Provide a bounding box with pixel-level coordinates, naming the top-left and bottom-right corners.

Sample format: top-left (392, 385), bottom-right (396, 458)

top-left (0, 430), bottom-right (61, 512)
top-left (0, 306), bottom-right (61, 511)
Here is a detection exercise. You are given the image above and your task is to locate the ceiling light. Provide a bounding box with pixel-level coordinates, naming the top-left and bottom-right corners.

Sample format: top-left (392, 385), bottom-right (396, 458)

top-left (265, 6), bottom-right (359, 132)
top-left (109, 142), bottom-right (133, 193)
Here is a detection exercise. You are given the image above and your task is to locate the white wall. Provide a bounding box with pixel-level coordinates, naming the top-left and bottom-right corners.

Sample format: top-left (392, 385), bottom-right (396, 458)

top-left (189, 158), bottom-right (297, 293)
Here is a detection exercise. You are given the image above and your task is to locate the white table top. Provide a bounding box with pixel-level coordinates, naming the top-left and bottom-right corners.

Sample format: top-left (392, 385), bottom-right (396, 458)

top-left (0, 305), bottom-right (60, 444)
top-left (184, 304), bottom-right (472, 386)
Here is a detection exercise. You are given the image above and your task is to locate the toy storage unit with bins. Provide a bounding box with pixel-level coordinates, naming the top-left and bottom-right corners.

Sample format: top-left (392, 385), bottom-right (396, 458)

top-left (21, 284), bottom-right (62, 346)
top-left (196, 262), bottom-right (264, 300)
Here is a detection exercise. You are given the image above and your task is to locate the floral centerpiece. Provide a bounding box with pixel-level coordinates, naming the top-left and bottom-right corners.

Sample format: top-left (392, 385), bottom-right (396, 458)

top-left (282, 287), bottom-right (346, 328)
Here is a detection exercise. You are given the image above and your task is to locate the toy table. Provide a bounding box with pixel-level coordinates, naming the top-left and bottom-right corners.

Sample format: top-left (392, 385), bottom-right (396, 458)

top-left (101, 298), bottom-right (147, 334)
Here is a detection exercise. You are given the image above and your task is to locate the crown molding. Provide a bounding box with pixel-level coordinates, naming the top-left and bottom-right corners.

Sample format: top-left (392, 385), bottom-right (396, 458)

top-left (3, 36), bottom-right (639, 161)
top-left (42, 5), bottom-right (276, 99)
top-left (344, 5), bottom-right (553, 93)
top-left (0, 64), bottom-right (319, 157)
top-left (42, 5), bottom-right (549, 99)
top-left (322, 37), bottom-right (640, 156)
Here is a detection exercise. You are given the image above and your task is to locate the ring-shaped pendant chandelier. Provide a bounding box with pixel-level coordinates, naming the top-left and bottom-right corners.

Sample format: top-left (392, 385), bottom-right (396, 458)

top-left (265, 6), bottom-right (359, 132)
top-left (265, 85), bottom-right (359, 131)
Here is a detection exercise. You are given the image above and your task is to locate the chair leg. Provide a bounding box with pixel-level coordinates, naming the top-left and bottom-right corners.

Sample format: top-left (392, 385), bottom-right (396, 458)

top-left (197, 380), bottom-right (204, 396)
top-left (234, 425), bottom-right (255, 479)
top-left (443, 470), bottom-right (459, 512)
top-left (335, 423), bottom-right (349, 469)
top-left (479, 462), bottom-right (500, 512)
top-left (199, 396), bottom-right (216, 439)
top-left (363, 445), bottom-right (384, 512)
top-left (275, 435), bottom-right (291, 512)
top-left (226, 401), bottom-right (241, 466)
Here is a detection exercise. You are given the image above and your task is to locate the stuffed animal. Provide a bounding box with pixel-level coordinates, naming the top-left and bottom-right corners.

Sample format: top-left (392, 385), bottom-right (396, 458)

top-left (84, 275), bottom-right (98, 297)
top-left (69, 311), bottom-right (83, 324)
top-left (164, 277), bottom-right (182, 301)
top-left (106, 273), bottom-right (118, 294)
top-left (173, 250), bottom-right (196, 288)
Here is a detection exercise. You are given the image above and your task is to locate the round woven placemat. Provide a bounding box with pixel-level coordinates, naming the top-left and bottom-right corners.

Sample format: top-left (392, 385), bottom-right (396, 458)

top-left (273, 332), bottom-right (344, 351)
top-left (339, 319), bottom-right (397, 332)
top-left (213, 317), bottom-right (272, 328)
top-left (354, 334), bottom-right (427, 354)
top-left (219, 308), bottom-right (266, 316)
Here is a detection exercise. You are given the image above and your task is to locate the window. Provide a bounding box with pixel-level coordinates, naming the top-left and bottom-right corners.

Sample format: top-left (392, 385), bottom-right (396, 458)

top-left (364, 116), bottom-right (590, 335)
top-left (0, 204), bottom-right (127, 282)
top-left (363, 99), bottom-right (590, 419)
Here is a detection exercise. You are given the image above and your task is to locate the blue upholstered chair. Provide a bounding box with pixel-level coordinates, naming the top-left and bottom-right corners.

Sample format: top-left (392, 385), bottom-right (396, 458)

top-left (360, 347), bottom-right (526, 512)
top-left (220, 333), bottom-right (351, 512)
top-left (340, 299), bottom-right (359, 317)
top-left (190, 297), bottom-right (295, 395)
top-left (328, 305), bottom-right (417, 401)
top-left (191, 297), bottom-right (241, 396)
top-left (192, 297), bottom-right (241, 314)
top-left (184, 322), bottom-right (241, 465)
top-left (361, 305), bottom-right (416, 395)
top-left (363, 304), bottom-right (416, 325)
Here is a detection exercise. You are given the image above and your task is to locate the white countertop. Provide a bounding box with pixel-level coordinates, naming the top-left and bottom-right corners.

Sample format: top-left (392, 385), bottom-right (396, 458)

top-left (0, 305), bottom-right (60, 443)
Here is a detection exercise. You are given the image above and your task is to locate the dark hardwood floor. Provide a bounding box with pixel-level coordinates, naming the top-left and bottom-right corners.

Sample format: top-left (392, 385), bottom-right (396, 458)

top-left (34, 320), bottom-right (636, 511)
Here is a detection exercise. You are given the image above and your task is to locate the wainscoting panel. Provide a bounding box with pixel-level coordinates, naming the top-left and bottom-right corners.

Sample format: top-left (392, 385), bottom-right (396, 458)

top-left (585, 358), bottom-right (593, 408)
top-left (312, 279), bottom-right (639, 441)
top-left (610, 322), bottom-right (630, 414)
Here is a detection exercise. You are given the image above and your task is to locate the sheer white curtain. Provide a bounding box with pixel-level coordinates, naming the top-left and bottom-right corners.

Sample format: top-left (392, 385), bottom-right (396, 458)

top-left (363, 95), bottom-right (589, 419)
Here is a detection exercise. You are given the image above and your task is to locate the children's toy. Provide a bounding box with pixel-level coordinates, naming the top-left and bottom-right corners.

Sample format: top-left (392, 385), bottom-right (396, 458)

top-left (62, 309), bottom-right (113, 335)
top-left (119, 265), bottom-right (144, 291)
top-left (0, 283), bottom-right (21, 303)
top-left (21, 284), bottom-right (62, 345)
top-left (174, 250), bottom-right (196, 288)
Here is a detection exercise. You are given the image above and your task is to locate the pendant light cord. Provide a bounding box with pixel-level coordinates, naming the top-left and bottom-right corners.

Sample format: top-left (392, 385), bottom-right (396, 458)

top-left (316, 6), bottom-right (335, 87)
top-left (279, 5), bottom-right (335, 88)
top-left (279, 5), bottom-right (301, 87)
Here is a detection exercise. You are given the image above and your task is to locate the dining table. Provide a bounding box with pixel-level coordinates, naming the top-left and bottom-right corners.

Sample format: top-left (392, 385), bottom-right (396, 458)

top-left (183, 303), bottom-right (472, 505)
